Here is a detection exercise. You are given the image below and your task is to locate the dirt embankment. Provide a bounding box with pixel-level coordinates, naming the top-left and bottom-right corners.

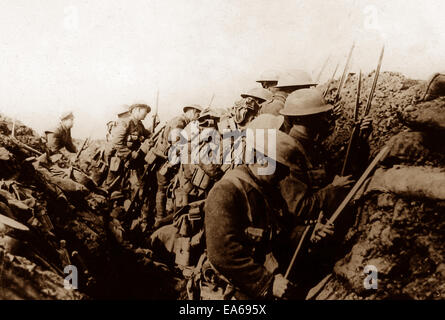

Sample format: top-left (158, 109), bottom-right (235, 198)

top-left (312, 72), bottom-right (445, 300)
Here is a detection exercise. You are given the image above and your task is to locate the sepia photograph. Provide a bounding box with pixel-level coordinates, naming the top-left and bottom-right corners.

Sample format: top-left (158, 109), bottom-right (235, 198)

top-left (0, 0), bottom-right (444, 307)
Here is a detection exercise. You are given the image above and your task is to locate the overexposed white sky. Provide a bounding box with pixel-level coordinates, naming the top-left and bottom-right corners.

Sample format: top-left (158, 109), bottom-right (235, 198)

top-left (1, 0), bottom-right (444, 138)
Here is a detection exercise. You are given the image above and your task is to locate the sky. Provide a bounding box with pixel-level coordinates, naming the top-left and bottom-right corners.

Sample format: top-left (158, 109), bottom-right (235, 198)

top-left (1, 0), bottom-right (444, 138)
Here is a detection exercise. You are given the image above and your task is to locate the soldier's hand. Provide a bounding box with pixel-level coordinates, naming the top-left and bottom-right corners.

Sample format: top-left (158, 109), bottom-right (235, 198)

top-left (310, 222), bottom-right (335, 243)
top-left (272, 274), bottom-right (294, 299)
top-left (359, 115), bottom-right (373, 138)
top-left (332, 174), bottom-right (355, 188)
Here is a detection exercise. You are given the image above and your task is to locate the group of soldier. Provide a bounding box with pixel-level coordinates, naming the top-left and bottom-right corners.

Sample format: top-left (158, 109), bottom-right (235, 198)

top-left (41, 69), bottom-right (374, 300)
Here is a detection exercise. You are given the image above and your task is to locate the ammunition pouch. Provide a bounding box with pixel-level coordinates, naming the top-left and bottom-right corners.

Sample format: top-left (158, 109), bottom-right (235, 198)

top-left (109, 156), bottom-right (121, 172)
top-left (175, 188), bottom-right (189, 207)
top-left (159, 162), bottom-right (171, 176)
top-left (144, 149), bottom-right (158, 165)
top-left (191, 167), bottom-right (211, 190)
top-left (173, 200), bottom-right (205, 236)
top-left (174, 236), bottom-right (191, 267)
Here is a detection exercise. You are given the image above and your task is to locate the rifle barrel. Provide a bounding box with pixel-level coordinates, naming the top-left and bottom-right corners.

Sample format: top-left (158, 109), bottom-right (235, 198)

top-left (209, 93), bottom-right (215, 107)
top-left (329, 145), bottom-right (390, 224)
top-left (364, 45), bottom-right (385, 116)
top-left (323, 62), bottom-right (339, 98)
top-left (152, 90), bottom-right (159, 133)
top-left (316, 55), bottom-right (330, 83)
top-left (335, 42), bottom-right (355, 101)
top-left (75, 137), bottom-right (89, 161)
top-left (341, 71), bottom-right (362, 175)
top-left (354, 70), bottom-right (362, 122)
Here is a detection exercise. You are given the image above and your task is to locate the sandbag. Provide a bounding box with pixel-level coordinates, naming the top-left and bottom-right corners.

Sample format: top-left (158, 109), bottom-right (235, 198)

top-left (402, 97), bottom-right (445, 132)
top-left (367, 166), bottom-right (445, 200)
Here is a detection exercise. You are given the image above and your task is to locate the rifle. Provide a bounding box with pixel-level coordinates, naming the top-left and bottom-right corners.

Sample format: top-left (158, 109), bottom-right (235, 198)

top-left (329, 145), bottom-right (390, 224)
top-left (364, 45), bottom-right (385, 116)
top-left (209, 93), bottom-right (215, 107)
top-left (285, 144), bottom-right (390, 278)
top-left (341, 45), bottom-right (384, 175)
top-left (316, 55), bottom-right (330, 83)
top-left (124, 123), bottom-right (166, 215)
top-left (152, 90), bottom-right (159, 134)
top-left (151, 122), bottom-right (166, 141)
top-left (340, 70), bottom-right (362, 176)
top-left (74, 137), bottom-right (90, 162)
top-left (334, 42), bottom-right (355, 102)
top-left (10, 136), bottom-right (43, 156)
top-left (124, 161), bottom-right (158, 217)
top-left (322, 62), bottom-right (339, 98)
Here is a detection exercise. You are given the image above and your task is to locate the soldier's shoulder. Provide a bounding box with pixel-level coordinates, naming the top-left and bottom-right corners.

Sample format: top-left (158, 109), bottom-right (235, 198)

top-left (45, 124), bottom-right (62, 135)
top-left (167, 115), bottom-right (188, 130)
top-left (206, 178), bottom-right (241, 209)
top-left (116, 117), bottom-right (131, 128)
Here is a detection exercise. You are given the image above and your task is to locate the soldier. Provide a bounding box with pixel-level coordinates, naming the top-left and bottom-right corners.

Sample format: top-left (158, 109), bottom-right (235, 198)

top-left (153, 104), bottom-right (202, 228)
top-left (103, 103), bottom-right (152, 192)
top-left (232, 88), bottom-right (272, 128)
top-left (256, 70), bottom-right (280, 90)
top-left (277, 88), bottom-right (372, 291)
top-left (204, 117), bottom-right (338, 300)
top-left (105, 105), bottom-right (131, 143)
top-left (171, 108), bottom-right (226, 211)
top-left (89, 106), bottom-right (133, 186)
top-left (279, 88), bottom-right (372, 184)
top-left (44, 111), bottom-right (77, 156)
top-left (260, 70), bottom-right (317, 117)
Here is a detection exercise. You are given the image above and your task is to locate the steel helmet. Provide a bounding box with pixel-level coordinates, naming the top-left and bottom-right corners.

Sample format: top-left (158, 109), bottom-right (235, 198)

top-left (256, 70), bottom-right (280, 83)
top-left (60, 111), bottom-right (74, 121)
top-left (117, 105), bottom-right (130, 118)
top-left (183, 104), bottom-right (203, 114)
top-left (240, 88), bottom-right (273, 102)
top-left (275, 70), bottom-right (317, 88)
top-left (248, 114), bottom-right (284, 130)
top-left (247, 115), bottom-right (302, 170)
top-left (280, 88), bottom-right (333, 116)
top-left (198, 107), bottom-right (226, 121)
top-left (129, 103), bottom-right (151, 113)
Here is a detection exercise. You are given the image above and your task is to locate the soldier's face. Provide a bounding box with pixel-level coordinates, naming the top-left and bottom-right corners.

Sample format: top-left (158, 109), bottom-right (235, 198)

top-left (290, 114), bottom-right (330, 141)
top-left (136, 107), bottom-right (148, 120)
top-left (260, 81), bottom-right (278, 89)
top-left (63, 118), bottom-right (74, 129)
top-left (186, 109), bottom-right (199, 121)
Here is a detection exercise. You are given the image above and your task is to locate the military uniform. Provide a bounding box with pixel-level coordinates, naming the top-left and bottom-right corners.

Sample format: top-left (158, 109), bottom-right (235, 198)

top-left (279, 128), bottom-right (345, 221)
top-left (45, 124), bottom-right (77, 156)
top-left (259, 91), bottom-right (288, 116)
top-left (260, 70), bottom-right (317, 116)
top-left (205, 165), bottom-right (286, 299)
top-left (103, 116), bottom-right (151, 191)
top-left (277, 88), bottom-right (369, 291)
top-left (109, 117), bottom-right (151, 159)
top-left (173, 111), bottom-right (225, 211)
top-left (154, 114), bottom-right (192, 222)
